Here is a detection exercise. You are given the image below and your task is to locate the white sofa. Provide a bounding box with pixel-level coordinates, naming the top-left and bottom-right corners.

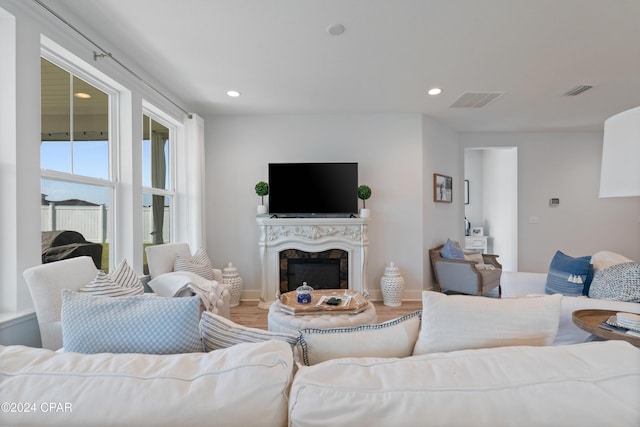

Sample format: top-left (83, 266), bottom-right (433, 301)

top-left (501, 270), bottom-right (640, 345)
top-left (2, 339), bottom-right (638, 427)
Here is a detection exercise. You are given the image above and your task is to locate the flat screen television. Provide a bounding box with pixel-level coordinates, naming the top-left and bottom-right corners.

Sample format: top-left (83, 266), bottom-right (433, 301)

top-left (268, 162), bottom-right (358, 217)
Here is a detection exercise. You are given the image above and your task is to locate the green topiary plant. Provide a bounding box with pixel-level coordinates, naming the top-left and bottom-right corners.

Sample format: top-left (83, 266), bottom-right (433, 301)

top-left (357, 185), bottom-right (372, 208)
top-left (255, 181), bottom-right (269, 205)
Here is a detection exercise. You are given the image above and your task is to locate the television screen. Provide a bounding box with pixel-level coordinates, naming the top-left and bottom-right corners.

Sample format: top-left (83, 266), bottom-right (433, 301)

top-left (268, 163), bottom-right (358, 216)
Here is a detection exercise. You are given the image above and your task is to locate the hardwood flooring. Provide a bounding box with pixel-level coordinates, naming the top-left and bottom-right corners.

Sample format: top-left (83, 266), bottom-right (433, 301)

top-left (229, 299), bottom-right (422, 330)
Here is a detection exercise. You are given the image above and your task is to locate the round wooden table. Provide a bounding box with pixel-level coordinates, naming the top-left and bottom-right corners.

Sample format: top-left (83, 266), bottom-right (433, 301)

top-left (572, 309), bottom-right (640, 347)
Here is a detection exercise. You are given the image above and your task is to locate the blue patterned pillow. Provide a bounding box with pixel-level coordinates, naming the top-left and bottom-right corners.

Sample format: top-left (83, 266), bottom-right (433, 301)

top-left (62, 290), bottom-right (203, 354)
top-left (440, 239), bottom-right (464, 259)
top-left (545, 251), bottom-right (593, 296)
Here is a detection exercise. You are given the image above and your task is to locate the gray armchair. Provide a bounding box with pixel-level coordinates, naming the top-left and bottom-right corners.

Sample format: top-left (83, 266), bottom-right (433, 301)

top-left (429, 244), bottom-right (502, 296)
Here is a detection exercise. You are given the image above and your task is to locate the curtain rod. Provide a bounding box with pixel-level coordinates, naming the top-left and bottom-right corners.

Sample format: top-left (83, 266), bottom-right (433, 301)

top-left (33, 0), bottom-right (193, 119)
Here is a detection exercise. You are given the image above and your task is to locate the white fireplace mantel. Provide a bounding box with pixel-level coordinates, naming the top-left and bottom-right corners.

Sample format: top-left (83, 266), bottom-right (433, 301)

top-left (256, 217), bottom-right (370, 308)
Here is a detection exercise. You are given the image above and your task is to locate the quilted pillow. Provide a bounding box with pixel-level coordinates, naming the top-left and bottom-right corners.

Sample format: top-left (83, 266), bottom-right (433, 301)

top-left (200, 311), bottom-right (298, 352)
top-left (61, 290), bottom-right (203, 354)
top-left (79, 258), bottom-right (143, 296)
top-left (298, 310), bottom-right (422, 365)
top-left (413, 291), bottom-right (561, 355)
top-left (440, 239), bottom-right (464, 259)
top-left (545, 250), bottom-right (593, 296)
top-left (174, 247), bottom-right (214, 280)
top-left (588, 262), bottom-right (640, 303)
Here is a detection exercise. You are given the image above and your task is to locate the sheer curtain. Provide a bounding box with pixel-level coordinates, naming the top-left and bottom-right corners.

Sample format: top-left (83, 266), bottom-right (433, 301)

top-left (182, 113), bottom-right (206, 249)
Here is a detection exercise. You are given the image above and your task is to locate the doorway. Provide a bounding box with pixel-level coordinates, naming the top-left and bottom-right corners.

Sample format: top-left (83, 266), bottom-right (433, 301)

top-left (464, 147), bottom-right (518, 271)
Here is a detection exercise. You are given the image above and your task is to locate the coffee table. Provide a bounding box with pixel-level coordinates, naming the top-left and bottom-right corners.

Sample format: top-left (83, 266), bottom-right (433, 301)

top-left (572, 309), bottom-right (640, 347)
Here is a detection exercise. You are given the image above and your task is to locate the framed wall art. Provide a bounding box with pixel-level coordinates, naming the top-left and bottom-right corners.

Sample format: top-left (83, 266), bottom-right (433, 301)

top-left (433, 173), bottom-right (452, 203)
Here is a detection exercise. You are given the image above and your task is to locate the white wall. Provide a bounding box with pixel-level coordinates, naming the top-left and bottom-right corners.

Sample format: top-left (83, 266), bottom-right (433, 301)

top-left (421, 115), bottom-right (461, 289)
top-left (205, 114), bottom-right (426, 300)
top-left (464, 150), bottom-right (483, 231)
top-left (460, 132), bottom-right (640, 272)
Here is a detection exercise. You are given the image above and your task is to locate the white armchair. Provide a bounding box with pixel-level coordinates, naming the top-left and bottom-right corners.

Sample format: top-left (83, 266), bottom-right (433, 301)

top-left (145, 243), bottom-right (231, 318)
top-left (23, 256), bottom-right (98, 350)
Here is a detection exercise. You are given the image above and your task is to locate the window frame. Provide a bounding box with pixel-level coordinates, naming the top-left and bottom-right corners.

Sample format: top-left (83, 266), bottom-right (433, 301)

top-left (141, 106), bottom-right (177, 246)
top-left (40, 48), bottom-right (119, 268)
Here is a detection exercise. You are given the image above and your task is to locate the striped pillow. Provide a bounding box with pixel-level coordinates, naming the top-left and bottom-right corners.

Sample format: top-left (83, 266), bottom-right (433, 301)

top-left (200, 311), bottom-right (298, 351)
top-left (79, 259), bottom-right (143, 297)
top-left (174, 247), bottom-right (214, 280)
top-left (298, 310), bottom-right (422, 365)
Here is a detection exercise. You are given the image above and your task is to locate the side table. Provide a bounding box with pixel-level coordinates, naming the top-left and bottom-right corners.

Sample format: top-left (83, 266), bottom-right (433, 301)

top-left (572, 309), bottom-right (640, 347)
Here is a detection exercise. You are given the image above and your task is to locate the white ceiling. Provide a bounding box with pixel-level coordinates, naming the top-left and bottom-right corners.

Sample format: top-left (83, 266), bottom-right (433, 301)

top-left (46, 0), bottom-right (640, 132)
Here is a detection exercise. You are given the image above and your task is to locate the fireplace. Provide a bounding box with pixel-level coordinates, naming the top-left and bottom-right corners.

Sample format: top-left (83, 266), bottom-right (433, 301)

top-left (256, 217), bottom-right (370, 308)
top-left (280, 249), bottom-right (348, 292)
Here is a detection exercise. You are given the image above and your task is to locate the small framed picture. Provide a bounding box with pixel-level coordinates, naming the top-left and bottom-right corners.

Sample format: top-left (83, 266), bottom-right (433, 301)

top-left (433, 173), bottom-right (452, 203)
top-left (471, 227), bottom-right (484, 236)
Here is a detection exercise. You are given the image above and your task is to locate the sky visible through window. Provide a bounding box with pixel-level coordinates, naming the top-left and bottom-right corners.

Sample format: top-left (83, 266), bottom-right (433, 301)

top-left (41, 139), bottom-right (157, 206)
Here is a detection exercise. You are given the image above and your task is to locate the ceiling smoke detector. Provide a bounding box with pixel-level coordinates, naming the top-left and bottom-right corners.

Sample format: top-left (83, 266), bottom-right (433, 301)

top-left (563, 85), bottom-right (594, 96)
top-left (450, 91), bottom-right (505, 108)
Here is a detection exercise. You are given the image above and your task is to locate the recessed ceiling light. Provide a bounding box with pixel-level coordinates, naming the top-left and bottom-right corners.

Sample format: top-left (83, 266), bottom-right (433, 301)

top-left (428, 88), bottom-right (442, 96)
top-left (226, 90), bottom-right (241, 97)
top-left (327, 24), bottom-right (345, 36)
top-left (74, 92), bottom-right (91, 99)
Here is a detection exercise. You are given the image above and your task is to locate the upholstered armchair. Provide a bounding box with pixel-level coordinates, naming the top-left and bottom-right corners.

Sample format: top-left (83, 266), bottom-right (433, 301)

top-left (429, 244), bottom-right (502, 297)
top-left (145, 242), bottom-right (231, 318)
top-left (24, 256), bottom-right (99, 350)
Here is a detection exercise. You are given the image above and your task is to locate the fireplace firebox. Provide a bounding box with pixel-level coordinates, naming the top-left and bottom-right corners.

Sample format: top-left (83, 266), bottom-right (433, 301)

top-left (280, 249), bottom-right (348, 293)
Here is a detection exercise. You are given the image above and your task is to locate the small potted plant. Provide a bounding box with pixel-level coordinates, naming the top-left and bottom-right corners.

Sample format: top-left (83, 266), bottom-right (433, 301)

top-left (255, 181), bottom-right (269, 215)
top-left (357, 185), bottom-right (372, 218)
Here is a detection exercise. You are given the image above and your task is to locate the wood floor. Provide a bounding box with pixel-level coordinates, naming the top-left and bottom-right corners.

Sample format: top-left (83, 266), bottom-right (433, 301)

top-left (229, 299), bottom-right (422, 330)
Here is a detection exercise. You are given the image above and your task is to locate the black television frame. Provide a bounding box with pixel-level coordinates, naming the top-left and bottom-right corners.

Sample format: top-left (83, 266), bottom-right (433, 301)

top-left (268, 162), bottom-right (358, 217)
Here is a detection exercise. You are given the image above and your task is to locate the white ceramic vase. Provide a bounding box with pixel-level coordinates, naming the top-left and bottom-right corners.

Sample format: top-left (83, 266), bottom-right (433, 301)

top-left (222, 262), bottom-right (243, 307)
top-left (359, 208), bottom-right (370, 218)
top-left (257, 205), bottom-right (268, 215)
top-left (380, 261), bottom-right (404, 307)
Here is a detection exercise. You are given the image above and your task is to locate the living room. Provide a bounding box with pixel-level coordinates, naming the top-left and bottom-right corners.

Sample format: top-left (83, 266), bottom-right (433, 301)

top-left (1, 1), bottom-right (639, 345)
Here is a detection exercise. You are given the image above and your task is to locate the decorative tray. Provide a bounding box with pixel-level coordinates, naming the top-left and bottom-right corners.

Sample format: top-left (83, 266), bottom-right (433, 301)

top-left (278, 289), bottom-right (369, 316)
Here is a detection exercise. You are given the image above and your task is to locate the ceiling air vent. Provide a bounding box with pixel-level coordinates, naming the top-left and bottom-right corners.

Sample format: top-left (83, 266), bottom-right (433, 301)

top-left (563, 85), bottom-right (593, 96)
top-left (450, 91), bottom-right (506, 108)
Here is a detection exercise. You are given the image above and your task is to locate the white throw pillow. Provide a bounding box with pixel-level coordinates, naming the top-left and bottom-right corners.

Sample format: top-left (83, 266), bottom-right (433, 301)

top-left (79, 258), bottom-right (143, 296)
top-left (413, 291), bottom-right (561, 355)
top-left (200, 311), bottom-right (298, 351)
top-left (174, 247), bottom-right (215, 280)
top-left (298, 311), bottom-right (422, 365)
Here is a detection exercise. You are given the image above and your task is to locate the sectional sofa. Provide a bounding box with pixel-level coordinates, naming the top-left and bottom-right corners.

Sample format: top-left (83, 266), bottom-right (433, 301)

top-left (2, 288), bottom-right (639, 427)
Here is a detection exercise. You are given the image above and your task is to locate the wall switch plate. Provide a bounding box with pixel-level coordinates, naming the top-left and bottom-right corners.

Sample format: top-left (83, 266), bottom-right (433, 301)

top-left (528, 216), bottom-right (539, 224)
top-left (549, 198), bottom-right (560, 207)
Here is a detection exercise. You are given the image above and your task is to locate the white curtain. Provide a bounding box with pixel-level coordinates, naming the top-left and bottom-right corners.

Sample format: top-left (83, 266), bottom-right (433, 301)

top-left (182, 114), bottom-right (206, 249)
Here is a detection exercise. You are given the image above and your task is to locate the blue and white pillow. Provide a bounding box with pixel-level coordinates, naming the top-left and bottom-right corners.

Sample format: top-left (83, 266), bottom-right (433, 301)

top-left (545, 250), bottom-right (593, 296)
top-left (440, 239), bottom-right (464, 259)
top-left (200, 311), bottom-right (298, 352)
top-left (62, 290), bottom-right (203, 354)
top-left (79, 259), bottom-right (144, 297)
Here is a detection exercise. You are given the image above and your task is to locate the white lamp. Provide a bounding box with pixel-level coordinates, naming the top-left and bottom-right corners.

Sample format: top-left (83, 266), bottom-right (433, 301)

top-left (599, 106), bottom-right (640, 198)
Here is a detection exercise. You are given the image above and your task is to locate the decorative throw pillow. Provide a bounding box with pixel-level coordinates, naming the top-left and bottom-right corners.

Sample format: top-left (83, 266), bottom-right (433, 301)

top-left (440, 239), bottom-right (464, 259)
top-left (79, 258), bottom-right (144, 296)
top-left (200, 311), bottom-right (298, 352)
top-left (174, 247), bottom-right (214, 280)
top-left (545, 250), bottom-right (593, 296)
top-left (298, 310), bottom-right (422, 366)
top-left (412, 291), bottom-right (561, 355)
top-left (464, 252), bottom-right (485, 265)
top-left (61, 290), bottom-right (203, 354)
top-left (588, 262), bottom-right (640, 303)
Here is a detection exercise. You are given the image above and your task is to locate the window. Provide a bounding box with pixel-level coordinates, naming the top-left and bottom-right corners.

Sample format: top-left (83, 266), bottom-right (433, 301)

top-left (142, 114), bottom-right (174, 260)
top-left (40, 57), bottom-right (114, 271)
